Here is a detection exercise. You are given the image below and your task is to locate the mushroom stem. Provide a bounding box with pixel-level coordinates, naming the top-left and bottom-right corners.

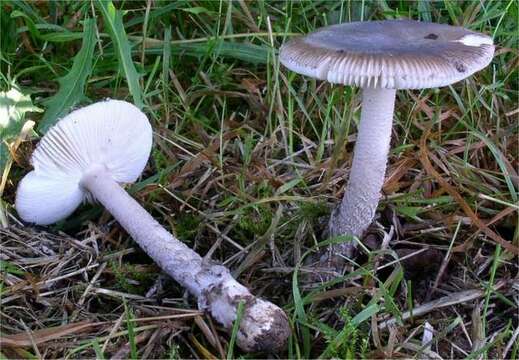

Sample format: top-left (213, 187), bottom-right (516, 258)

top-left (80, 164), bottom-right (290, 351)
top-left (328, 87), bottom-right (396, 257)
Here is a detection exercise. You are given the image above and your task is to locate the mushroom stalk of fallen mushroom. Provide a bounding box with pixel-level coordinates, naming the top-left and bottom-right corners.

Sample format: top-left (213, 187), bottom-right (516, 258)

top-left (15, 100), bottom-right (290, 352)
top-left (328, 88), bottom-right (396, 256)
top-left (81, 164), bottom-right (245, 298)
top-left (81, 164), bottom-right (237, 297)
top-left (81, 164), bottom-right (286, 349)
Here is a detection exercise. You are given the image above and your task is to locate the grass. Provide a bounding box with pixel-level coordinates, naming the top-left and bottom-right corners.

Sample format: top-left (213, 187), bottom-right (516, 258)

top-left (1, 0), bottom-right (518, 358)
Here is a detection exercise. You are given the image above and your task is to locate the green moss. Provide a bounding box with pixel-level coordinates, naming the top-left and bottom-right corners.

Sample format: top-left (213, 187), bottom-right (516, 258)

top-left (238, 205), bottom-right (273, 236)
top-left (298, 201), bottom-right (329, 221)
top-left (174, 213), bottom-right (201, 242)
top-left (109, 261), bottom-right (155, 294)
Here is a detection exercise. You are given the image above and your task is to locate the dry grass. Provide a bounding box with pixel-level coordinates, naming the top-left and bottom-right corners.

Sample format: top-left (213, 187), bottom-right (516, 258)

top-left (1, 0), bottom-right (518, 359)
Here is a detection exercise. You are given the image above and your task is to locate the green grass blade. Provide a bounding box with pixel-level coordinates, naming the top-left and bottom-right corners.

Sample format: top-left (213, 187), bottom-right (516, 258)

top-left (350, 303), bottom-right (380, 326)
top-left (90, 339), bottom-right (105, 360)
top-left (11, 10), bottom-right (84, 42)
top-left (10, 10), bottom-right (42, 41)
top-left (227, 300), bottom-right (245, 360)
top-left (124, 300), bottom-right (138, 360)
top-left (96, 1), bottom-right (144, 109)
top-left (140, 39), bottom-right (271, 64)
top-left (37, 19), bottom-right (96, 133)
top-left (180, 40), bottom-right (270, 64)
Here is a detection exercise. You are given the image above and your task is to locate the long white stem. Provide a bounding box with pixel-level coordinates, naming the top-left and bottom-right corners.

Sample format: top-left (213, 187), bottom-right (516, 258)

top-left (80, 164), bottom-right (289, 351)
top-left (328, 87), bottom-right (397, 257)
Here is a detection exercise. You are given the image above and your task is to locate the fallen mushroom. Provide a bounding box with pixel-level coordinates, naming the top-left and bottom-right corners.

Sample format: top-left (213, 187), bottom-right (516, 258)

top-left (15, 100), bottom-right (290, 352)
top-left (279, 20), bottom-right (494, 270)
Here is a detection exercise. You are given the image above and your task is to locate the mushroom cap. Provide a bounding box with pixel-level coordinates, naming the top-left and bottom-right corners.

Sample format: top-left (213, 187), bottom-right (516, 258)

top-left (16, 100), bottom-right (152, 225)
top-left (279, 19), bottom-right (494, 89)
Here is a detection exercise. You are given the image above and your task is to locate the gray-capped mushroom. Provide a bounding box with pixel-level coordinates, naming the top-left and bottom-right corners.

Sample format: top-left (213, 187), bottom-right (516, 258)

top-left (279, 20), bottom-right (494, 268)
top-left (16, 100), bottom-right (290, 352)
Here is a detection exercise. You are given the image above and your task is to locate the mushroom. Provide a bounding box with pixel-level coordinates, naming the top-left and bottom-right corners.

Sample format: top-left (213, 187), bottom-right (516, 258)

top-left (15, 100), bottom-right (290, 352)
top-left (279, 20), bottom-right (494, 267)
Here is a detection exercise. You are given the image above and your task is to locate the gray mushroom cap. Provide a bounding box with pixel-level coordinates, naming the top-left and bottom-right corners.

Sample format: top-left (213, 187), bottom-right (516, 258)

top-left (279, 20), bottom-right (495, 89)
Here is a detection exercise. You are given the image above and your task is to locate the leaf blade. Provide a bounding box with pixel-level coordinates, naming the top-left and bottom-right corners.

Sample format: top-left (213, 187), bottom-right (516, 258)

top-left (96, 1), bottom-right (144, 109)
top-left (0, 87), bottom-right (41, 171)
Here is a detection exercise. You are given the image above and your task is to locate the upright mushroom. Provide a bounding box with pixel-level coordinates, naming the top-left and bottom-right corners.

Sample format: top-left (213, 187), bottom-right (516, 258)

top-left (279, 20), bottom-right (494, 268)
top-left (16, 100), bottom-right (290, 352)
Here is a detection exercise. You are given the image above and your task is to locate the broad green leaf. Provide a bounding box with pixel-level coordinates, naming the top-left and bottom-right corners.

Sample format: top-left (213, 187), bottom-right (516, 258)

top-left (0, 87), bottom-right (41, 171)
top-left (96, 0), bottom-right (144, 109)
top-left (37, 19), bottom-right (96, 133)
